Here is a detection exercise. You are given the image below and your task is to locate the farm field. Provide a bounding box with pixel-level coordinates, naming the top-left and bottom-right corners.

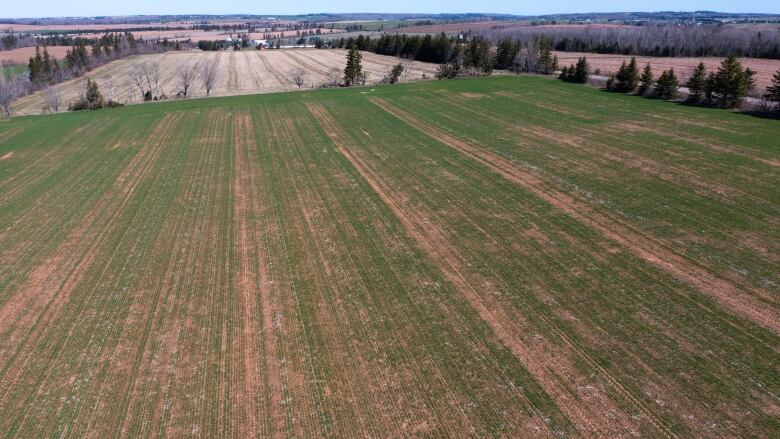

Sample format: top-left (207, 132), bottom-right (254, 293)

top-left (555, 51), bottom-right (780, 92)
top-left (10, 49), bottom-right (438, 116)
top-left (0, 76), bottom-right (778, 437)
top-left (395, 21), bottom-right (631, 34)
top-left (1, 63), bottom-right (27, 79)
top-left (0, 46), bottom-right (76, 64)
top-left (74, 28), bottom-right (344, 42)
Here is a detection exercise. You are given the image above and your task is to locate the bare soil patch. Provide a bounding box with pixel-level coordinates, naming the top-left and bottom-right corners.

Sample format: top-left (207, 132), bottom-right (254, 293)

top-left (555, 51), bottom-right (780, 92)
top-left (0, 46), bottom-right (76, 64)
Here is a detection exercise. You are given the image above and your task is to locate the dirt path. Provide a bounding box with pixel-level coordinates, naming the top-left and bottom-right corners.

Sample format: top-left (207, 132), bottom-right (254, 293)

top-left (368, 97), bottom-right (779, 336)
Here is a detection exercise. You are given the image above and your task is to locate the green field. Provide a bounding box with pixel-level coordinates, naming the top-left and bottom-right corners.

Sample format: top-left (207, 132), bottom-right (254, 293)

top-left (1, 63), bottom-right (27, 79)
top-left (0, 76), bottom-right (778, 437)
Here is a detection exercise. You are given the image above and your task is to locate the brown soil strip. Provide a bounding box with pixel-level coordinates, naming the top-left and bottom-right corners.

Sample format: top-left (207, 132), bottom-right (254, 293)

top-left (450, 91), bottom-right (765, 204)
top-left (368, 98), bottom-right (779, 334)
top-left (227, 51), bottom-right (239, 92)
top-left (233, 112), bottom-right (285, 437)
top-left (307, 102), bottom-right (666, 438)
top-left (0, 152), bottom-right (12, 160)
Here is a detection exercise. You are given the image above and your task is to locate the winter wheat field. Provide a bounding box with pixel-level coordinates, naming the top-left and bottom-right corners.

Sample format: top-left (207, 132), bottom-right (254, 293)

top-left (0, 75), bottom-right (778, 437)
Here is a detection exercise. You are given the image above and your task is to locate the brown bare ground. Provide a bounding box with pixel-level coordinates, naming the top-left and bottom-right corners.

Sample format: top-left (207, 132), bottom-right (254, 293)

top-left (0, 46), bottom-right (78, 64)
top-left (555, 51), bottom-right (780, 91)
top-left (368, 97), bottom-right (780, 336)
top-left (307, 102), bottom-right (671, 438)
top-left (11, 49), bottom-right (438, 116)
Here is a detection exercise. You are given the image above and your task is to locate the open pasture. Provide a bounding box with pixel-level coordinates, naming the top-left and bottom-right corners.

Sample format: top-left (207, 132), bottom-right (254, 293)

top-left (10, 49), bottom-right (438, 116)
top-left (0, 76), bottom-right (778, 437)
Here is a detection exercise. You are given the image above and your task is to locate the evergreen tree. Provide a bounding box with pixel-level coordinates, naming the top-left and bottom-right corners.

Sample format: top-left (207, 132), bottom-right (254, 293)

top-left (85, 79), bottom-right (104, 107)
top-left (465, 37), bottom-right (492, 74)
top-left (686, 62), bottom-right (707, 103)
top-left (27, 46), bottom-right (42, 84)
top-left (559, 66), bottom-right (570, 80)
top-left (638, 63), bottom-right (653, 96)
top-left (432, 32), bottom-right (452, 64)
top-left (763, 69), bottom-right (780, 112)
top-left (573, 57), bottom-right (588, 83)
top-left (343, 46), bottom-right (363, 87)
top-left (494, 38), bottom-right (518, 70)
top-left (655, 69), bottom-right (680, 100)
top-left (614, 57), bottom-right (639, 92)
top-left (538, 38), bottom-right (556, 75)
top-left (711, 55), bottom-right (753, 107)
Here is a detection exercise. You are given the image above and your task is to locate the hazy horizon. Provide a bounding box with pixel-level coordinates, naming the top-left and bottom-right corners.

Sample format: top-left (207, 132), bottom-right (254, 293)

top-left (2, 1), bottom-right (779, 20)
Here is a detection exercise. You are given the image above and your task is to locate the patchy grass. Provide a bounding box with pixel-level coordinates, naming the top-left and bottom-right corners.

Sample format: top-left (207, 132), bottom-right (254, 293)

top-left (0, 75), bottom-right (778, 437)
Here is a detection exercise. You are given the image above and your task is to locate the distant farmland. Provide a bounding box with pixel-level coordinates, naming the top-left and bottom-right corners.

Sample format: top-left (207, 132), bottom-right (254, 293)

top-left (555, 51), bottom-right (780, 92)
top-left (0, 76), bottom-right (778, 437)
top-left (10, 49), bottom-right (438, 116)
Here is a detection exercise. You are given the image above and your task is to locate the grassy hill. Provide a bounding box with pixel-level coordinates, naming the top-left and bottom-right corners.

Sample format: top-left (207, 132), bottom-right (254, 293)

top-left (0, 76), bottom-right (778, 437)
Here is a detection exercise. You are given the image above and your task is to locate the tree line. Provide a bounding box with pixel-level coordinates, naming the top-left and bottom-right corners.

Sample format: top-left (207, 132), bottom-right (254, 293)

top-left (477, 24), bottom-right (780, 60)
top-left (0, 33), bottom-right (184, 116)
top-left (597, 54), bottom-right (780, 113)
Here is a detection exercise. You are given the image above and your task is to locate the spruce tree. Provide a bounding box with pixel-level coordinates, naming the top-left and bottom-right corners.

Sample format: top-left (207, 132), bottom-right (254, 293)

top-left (638, 63), bottom-right (653, 96)
top-left (655, 69), bottom-right (680, 100)
top-left (764, 69), bottom-right (780, 112)
top-left (85, 79), bottom-right (104, 107)
top-left (494, 38), bottom-right (517, 71)
top-left (711, 55), bottom-right (752, 108)
top-left (28, 46), bottom-right (42, 84)
top-left (686, 62), bottom-right (707, 103)
top-left (615, 57), bottom-right (639, 92)
top-left (573, 57), bottom-right (588, 83)
top-left (559, 66), bottom-right (569, 80)
top-left (343, 46), bottom-right (363, 87)
top-left (538, 38), bottom-right (555, 75)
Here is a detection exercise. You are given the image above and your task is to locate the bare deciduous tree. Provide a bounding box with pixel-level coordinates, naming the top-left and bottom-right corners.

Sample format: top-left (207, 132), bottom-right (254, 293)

top-left (176, 63), bottom-right (197, 97)
top-left (200, 59), bottom-right (218, 96)
top-left (402, 60), bottom-right (413, 81)
top-left (0, 74), bottom-right (30, 117)
top-left (320, 68), bottom-right (342, 88)
top-left (482, 24), bottom-right (780, 60)
top-left (290, 67), bottom-right (307, 88)
top-left (130, 61), bottom-right (162, 101)
top-left (42, 87), bottom-right (61, 113)
top-left (104, 76), bottom-right (116, 102)
top-left (0, 79), bottom-right (15, 117)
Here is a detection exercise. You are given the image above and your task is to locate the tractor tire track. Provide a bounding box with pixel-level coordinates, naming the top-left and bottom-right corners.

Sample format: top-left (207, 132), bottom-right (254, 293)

top-left (369, 97), bottom-right (778, 336)
top-left (307, 102), bottom-right (666, 438)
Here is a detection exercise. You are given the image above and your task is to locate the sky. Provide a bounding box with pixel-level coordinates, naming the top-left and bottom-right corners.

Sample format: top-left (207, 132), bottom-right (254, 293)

top-left (2, 1), bottom-right (778, 19)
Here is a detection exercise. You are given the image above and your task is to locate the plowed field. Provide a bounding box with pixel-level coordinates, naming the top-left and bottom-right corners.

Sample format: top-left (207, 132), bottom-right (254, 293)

top-left (11, 49), bottom-right (438, 116)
